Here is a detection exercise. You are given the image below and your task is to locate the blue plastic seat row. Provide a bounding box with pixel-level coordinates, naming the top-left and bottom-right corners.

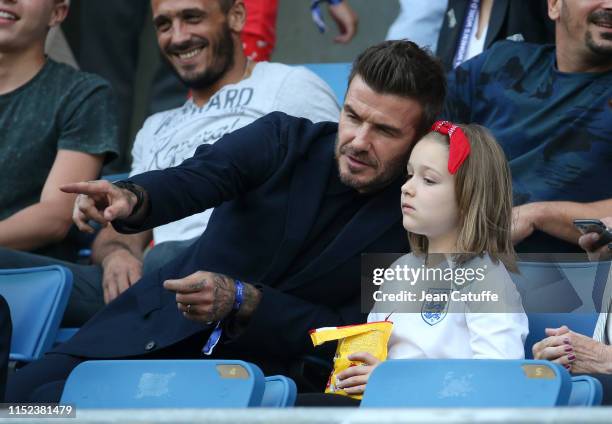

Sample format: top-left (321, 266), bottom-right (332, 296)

top-left (0, 266), bottom-right (72, 362)
top-left (59, 358), bottom-right (601, 408)
top-left (362, 359), bottom-right (602, 407)
top-left (60, 359), bottom-right (296, 408)
top-left (0, 259), bottom-right (608, 408)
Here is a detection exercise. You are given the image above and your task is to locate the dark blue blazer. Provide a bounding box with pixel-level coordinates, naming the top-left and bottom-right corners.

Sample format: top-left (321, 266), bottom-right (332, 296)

top-left (55, 113), bottom-right (409, 372)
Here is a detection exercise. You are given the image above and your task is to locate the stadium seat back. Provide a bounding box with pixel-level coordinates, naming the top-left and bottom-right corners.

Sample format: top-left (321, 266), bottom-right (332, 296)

top-left (301, 63), bottom-right (352, 104)
top-left (361, 359), bottom-right (572, 408)
top-left (261, 375), bottom-right (297, 407)
top-left (568, 375), bottom-right (603, 406)
top-left (60, 360), bottom-right (266, 408)
top-left (0, 266), bottom-right (73, 362)
top-left (513, 260), bottom-right (610, 358)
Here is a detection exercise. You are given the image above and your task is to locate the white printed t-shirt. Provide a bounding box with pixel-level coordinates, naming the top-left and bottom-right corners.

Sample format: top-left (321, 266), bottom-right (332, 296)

top-left (130, 62), bottom-right (340, 244)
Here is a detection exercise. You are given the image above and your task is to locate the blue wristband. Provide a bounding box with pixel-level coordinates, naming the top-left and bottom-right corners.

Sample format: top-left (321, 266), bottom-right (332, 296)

top-left (233, 280), bottom-right (244, 311)
top-left (202, 279), bottom-right (244, 356)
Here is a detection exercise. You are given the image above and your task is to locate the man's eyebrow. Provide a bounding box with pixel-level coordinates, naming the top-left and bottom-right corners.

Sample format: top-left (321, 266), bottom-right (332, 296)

top-left (180, 8), bottom-right (206, 17)
top-left (344, 104), bottom-right (402, 136)
top-left (153, 8), bottom-right (204, 25)
top-left (153, 14), bottom-right (170, 26)
top-left (374, 122), bottom-right (402, 137)
top-left (343, 104), bottom-right (359, 117)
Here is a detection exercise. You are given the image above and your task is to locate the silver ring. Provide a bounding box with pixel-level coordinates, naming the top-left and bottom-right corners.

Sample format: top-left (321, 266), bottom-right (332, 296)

top-left (186, 304), bottom-right (192, 313)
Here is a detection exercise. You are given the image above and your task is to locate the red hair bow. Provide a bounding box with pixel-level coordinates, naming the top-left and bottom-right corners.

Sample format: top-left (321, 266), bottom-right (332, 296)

top-left (431, 120), bottom-right (471, 175)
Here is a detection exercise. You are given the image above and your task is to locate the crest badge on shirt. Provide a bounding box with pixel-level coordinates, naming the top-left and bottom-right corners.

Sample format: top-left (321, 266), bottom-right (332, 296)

top-left (421, 288), bottom-right (451, 326)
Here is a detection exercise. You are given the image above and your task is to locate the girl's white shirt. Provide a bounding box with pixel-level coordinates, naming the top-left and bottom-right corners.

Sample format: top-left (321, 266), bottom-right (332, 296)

top-left (368, 253), bottom-right (528, 360)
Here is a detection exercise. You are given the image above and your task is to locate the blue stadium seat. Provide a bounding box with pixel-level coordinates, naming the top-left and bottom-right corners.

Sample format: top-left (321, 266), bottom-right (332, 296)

top-left (361, 359), bottom-right (572, 408)
top-left (301, 63), bottom-right (352, 104)
top-left (261, 375), bottom-right (297, 407)
top-left (568, 375), bottom-right (603, 406)
top-left (60, 360), bottom-right (276, 408)
top-left (54, 328), bottom-right (79, 344)
top-left (513, 260), bottom-right (610, 358)
top-left (0, 266), bottom-right (73, 362)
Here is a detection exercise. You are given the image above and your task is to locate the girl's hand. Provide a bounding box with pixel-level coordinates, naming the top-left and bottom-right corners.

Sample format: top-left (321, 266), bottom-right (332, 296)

top-left (335, 352), bottom-right (381, 395)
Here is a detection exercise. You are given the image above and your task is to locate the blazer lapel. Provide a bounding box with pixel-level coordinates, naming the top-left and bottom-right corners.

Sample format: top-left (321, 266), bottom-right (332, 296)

top-left (259, 134), bottom-right (335, 283)
top-left (280, 177), bottom-right (404, 291)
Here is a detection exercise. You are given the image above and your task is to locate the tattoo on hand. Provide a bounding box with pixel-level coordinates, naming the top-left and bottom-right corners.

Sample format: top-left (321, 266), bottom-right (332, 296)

top-left (212, 274), bottom-right (235, 318)
top-left (190, 280), bottom-right (205, 291)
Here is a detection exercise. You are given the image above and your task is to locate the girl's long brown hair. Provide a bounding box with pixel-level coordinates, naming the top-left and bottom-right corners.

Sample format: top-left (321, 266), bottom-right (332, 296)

top-left (407, 124), bottom-right (517, 273)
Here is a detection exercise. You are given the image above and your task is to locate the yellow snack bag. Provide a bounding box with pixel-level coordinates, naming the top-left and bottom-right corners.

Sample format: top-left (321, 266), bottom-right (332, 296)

top-left (309, 321), bottom-right (393, 399)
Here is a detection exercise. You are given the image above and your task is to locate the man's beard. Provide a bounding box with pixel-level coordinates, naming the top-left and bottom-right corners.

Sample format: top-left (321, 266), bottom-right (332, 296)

top-left (586, 30), bottom-right (612, 57)
top-left (165, 23), bottom-right (235, 90)
top-left (334, 136), bottom-right (408, 194)
top-left (585, 9), bottom-right (612, 58)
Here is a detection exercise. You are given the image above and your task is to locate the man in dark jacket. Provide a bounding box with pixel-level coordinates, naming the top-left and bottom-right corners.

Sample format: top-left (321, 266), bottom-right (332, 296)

top-left (7, 39), bottom-right (446, 402)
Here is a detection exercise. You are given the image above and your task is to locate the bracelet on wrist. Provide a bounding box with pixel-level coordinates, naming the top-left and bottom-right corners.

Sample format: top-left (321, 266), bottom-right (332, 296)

top-left (113, 181), bottom-right (144, 217)
top-left (233, 280), bottom-right (244, 311)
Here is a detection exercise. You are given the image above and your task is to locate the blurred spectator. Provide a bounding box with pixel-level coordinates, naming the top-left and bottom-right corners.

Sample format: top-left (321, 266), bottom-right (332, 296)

top-left (444, 0), bottom-right (612, 253)
top-left (386, 0), bottom-right (447, 51)
top-left (242, 0), bottom-right (278, 61)
top-left (0, 295), bottom-right (11, 402)
top-left (436, 0), bottom-right (554, 71)
top-left (0, 0), bottom-right (119, 261)
top-left (64, 0), bottom-right (186, 173)
top-left (311, 0), bottom-right (358, 44)
top-left (244, 0), bottom-right (359, 62)
top-left (0, 0), bottom-right (339, 327)
top-left (533, 216), bottom-right (612, 405)
top-left (64, 0), bottom-right (357, 173)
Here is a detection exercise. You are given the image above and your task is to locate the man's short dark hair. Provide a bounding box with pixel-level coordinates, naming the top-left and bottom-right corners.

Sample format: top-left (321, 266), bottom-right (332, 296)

top-left (349, 40), bottom-right (446, 137)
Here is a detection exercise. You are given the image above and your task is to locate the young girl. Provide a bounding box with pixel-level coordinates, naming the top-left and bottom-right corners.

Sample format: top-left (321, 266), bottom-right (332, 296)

top-left (335, 121), bottom-right (529, 396)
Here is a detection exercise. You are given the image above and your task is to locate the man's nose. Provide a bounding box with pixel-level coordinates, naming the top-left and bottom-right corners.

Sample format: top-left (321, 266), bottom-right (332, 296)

top-left (169, 21), bottom-right (191, 46)
top-left (351, 125), bottom-right (373, 152)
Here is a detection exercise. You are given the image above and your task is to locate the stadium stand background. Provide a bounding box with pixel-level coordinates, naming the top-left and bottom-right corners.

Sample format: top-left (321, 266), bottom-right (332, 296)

top-left (62, 0), bottom-right (398, 156)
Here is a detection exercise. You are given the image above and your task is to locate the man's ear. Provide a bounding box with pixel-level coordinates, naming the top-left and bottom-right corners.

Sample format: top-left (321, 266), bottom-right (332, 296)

top-left (547, 0), bottom-right (561, 21)
top-left (228, 0), bottom-right (246, 33)
top-left (49, 1), bottom-right (69, 28)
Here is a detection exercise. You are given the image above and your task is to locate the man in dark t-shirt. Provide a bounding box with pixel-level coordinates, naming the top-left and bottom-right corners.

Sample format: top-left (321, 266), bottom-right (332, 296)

top-left (0, 0), bottom-right (119, 261)
top-left (444, 0), bottom-right (612, 253)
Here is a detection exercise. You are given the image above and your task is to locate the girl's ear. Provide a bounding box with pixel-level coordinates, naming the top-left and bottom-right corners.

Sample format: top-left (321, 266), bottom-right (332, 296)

top-left (228, 0), bottom-right (246, 33)
top-left (49, 1), bottom-right (69, 28)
